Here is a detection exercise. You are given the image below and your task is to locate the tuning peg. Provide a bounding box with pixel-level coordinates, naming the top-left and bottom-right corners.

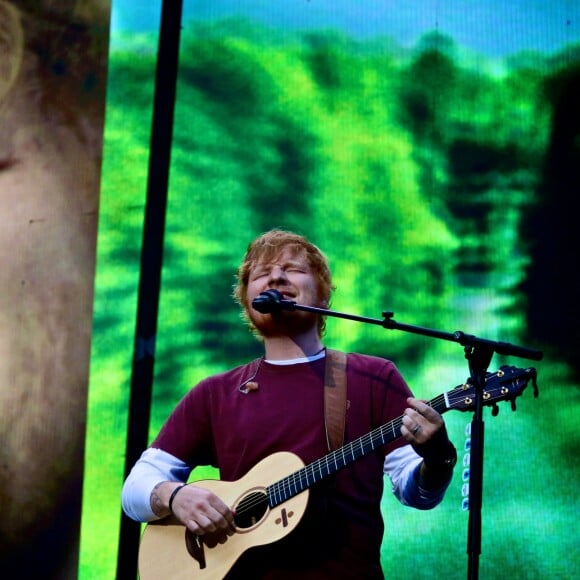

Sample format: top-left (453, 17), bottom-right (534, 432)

top-left (491, 403), bottom-right (499, 417)
top-left (510, 399), bottom-right (517, 412)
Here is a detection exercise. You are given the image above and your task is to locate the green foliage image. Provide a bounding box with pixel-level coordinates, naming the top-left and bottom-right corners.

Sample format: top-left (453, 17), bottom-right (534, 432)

top-left (80, 19), bottom-right (580, 580)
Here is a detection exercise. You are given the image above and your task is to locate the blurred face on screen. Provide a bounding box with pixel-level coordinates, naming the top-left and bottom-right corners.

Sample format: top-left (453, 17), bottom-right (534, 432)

top-left (0, 0), bottom-right (108, 573)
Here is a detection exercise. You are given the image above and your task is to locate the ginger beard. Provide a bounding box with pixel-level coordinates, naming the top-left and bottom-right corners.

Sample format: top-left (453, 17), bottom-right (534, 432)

top-left (246, 298), bottom-right (325, 339)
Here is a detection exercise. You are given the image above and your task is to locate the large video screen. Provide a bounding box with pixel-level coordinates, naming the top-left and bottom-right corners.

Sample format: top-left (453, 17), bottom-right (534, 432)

top-left (81, 1), bottom-right (580, 578)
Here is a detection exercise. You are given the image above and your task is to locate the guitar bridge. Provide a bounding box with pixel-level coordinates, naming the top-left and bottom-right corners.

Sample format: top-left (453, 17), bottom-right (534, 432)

top-left (185, 531), bottom-right (206, 569)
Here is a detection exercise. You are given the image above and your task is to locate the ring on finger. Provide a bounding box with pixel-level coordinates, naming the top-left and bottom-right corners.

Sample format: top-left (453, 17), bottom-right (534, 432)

top-left (412, 424), bottom-right (421, 435)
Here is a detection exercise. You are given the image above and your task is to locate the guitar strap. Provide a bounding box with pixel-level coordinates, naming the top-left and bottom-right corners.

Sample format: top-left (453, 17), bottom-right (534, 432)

top-left (324, 349), bottom-right (348, 452)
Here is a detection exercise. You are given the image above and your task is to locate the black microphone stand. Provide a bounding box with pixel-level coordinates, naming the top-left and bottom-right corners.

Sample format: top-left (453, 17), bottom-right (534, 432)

top-left (260, 297), bottom-right (543, 579)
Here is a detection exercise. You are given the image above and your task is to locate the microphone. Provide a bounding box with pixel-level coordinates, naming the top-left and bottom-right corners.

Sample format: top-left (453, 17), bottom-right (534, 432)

top-left (251, 289), bottom-right (296, 313)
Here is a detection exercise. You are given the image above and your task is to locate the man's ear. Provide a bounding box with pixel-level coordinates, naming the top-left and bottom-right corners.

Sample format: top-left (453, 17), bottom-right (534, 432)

top-left (0, 1), bottom-right (25, 102)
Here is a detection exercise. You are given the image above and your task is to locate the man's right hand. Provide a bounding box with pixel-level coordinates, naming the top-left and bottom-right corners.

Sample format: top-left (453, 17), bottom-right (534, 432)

top-left (152, 482), bottom-right (236, 543)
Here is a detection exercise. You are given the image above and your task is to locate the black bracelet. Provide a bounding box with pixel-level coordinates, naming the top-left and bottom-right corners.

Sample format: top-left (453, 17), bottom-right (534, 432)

top-left (168, 483), bottom-right (187, 513)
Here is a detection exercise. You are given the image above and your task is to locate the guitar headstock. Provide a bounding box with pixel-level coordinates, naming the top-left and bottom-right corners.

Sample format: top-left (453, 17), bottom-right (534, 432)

top-left (446, 365), bottom-right (538, 415)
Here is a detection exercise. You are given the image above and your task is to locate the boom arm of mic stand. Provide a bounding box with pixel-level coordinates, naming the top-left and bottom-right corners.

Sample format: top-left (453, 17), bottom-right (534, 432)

top-left (290, 303), bottom-right (543, 361)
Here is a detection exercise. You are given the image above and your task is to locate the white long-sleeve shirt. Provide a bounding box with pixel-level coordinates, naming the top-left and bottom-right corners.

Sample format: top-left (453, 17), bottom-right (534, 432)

top-left (122, 443), bottom-right (449, 522)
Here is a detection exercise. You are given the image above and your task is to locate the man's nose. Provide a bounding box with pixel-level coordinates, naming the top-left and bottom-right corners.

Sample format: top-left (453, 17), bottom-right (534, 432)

top-left (269, 266), bottom-right (288, 283)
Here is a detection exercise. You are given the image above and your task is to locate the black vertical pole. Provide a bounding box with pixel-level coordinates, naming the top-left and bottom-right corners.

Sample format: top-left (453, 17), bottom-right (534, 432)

top-left (465, 345), bottom-right (494, 580)
top-left (115, 1), bottom-right (184, 578)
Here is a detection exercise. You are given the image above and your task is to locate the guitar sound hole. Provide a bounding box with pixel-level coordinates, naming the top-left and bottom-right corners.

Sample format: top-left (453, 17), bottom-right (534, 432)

top-left (234, 490), bottom-right (269, 529)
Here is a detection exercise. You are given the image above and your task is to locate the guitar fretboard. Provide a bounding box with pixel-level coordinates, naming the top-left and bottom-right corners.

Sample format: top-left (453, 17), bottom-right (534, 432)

top-left (267, 393), bottom-right (448, 507)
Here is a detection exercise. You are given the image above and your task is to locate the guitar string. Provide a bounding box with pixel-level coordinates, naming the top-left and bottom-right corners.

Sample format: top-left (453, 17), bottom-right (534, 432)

top-left (233, 391), bottom-right (455, 517)
top-left (233, 381), bottom-right (501, 517)
top-left (231, 370), bottom-right (525, 518)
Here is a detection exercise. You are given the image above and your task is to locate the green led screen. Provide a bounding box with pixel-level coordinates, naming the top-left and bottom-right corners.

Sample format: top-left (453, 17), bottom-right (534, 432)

top-left (81, 2), bottom-right (580, 578)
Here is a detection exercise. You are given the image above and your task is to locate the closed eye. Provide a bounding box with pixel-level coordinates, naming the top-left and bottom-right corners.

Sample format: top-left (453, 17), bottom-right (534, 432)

top-left (249, 270), bottom-right (269, 281)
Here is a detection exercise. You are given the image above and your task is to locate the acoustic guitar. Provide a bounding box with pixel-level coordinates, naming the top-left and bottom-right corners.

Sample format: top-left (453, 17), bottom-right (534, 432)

top-left (138, 365), bottom-right (537, 579)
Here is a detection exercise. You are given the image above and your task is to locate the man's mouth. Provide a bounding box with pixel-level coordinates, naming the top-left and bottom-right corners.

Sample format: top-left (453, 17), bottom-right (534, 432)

top-left (264, 287), bottom-right (295, 299)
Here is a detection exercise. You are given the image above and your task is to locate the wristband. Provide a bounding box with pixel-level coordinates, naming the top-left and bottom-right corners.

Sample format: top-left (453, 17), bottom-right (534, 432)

top-left (168, 483), bottom-right (187, 513)
top-left (425, 442), bottom-right (457, 470)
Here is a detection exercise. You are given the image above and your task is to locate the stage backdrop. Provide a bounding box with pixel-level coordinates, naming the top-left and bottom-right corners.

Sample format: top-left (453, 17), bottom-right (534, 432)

top-left (0, 0), bottom-right (110, 578)
top-left (81, 1), bottom-right (580, 578)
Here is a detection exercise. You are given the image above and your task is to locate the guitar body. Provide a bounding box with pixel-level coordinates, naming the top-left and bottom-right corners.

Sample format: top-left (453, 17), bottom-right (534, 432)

top-left (138, 451), bottom-right (309, 580)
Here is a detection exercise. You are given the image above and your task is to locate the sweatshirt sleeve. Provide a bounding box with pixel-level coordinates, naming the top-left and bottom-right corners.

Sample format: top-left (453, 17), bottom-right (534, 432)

top-left (384, 444), bottom-right (451, 510)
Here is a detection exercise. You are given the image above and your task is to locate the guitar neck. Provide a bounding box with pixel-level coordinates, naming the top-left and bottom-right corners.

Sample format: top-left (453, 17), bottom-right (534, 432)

top-left (267, 393), bottom-right (449, 508)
